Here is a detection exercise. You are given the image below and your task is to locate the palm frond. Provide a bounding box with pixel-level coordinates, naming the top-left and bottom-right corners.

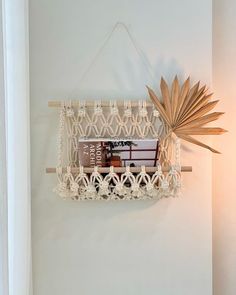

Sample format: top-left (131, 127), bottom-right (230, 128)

top-left (179, 112), bottom-right (224, 128)
top-left (160, 77), bottom-right (172, 119)
top-left (147, 76), bottom-right (227, 153)
top-left (176, 134), bottom-right (221, 154)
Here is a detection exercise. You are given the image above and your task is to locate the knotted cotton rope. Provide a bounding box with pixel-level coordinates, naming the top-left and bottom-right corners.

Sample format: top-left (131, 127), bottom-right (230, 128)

top-left (53, 101), bottom-right (182, 201)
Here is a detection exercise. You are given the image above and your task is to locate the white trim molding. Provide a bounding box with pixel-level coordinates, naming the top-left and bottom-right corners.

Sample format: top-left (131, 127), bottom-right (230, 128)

top-left (0, 0), bottom-right (9, 293)
top-left (1, 0), bottom-right (32, 294)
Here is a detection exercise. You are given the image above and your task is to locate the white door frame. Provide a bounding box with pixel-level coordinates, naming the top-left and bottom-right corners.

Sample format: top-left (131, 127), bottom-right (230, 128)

top-left (1, 0), bottom-right (32, 294)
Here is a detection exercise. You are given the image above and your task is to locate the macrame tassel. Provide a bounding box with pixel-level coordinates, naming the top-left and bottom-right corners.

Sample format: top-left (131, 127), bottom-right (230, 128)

top-left (172, 137), bottom-right (182, 196)
top-left (101, 167), bottom-right (119, 200)
top-left (53, 167), bottom-right (67, 197)
top-left (75, 167), bottom-right (90, 200)
top-left (135, 166), bottom-right (151, 199)
top-left (163, 166), bottom-right (181, 197)
top-left (54, 167), bottom-right (76, 199)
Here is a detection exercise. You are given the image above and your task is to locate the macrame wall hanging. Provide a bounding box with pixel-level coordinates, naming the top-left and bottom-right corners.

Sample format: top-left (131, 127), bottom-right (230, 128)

top-left (46, 23), bottom-right (226, 201)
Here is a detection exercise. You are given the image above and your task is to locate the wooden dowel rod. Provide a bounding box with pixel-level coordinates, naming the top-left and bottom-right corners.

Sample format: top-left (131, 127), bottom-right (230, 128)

top-left (48, 100), bottom-right (154, 108)
top-left (46, 166), bottom-right (192, 174)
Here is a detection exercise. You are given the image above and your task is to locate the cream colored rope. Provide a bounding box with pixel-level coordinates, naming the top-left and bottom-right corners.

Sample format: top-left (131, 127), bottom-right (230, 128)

top-left (53, 100), bottom-right (182, 201)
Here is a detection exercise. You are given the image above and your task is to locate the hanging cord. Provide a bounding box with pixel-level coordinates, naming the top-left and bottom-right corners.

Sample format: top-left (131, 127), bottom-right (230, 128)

top-left (175, 137), bottom-right (181, 171)
top-left (68, 22), bottom-right (156, 98)
top-left (57, 102), bottom-right (66, 168)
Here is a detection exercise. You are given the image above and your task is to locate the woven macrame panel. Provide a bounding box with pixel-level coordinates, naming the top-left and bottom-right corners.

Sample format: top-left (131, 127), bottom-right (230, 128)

top-left (54, 165), bottom-right (181, 201)
top-left (64, 100), bottom-right (165, 139)
top-left (54, 100), bottom-right (181, 201)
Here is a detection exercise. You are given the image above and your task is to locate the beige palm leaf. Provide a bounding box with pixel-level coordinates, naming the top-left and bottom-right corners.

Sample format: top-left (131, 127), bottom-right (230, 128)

top-left (147, 76), bottom-right (227, 154)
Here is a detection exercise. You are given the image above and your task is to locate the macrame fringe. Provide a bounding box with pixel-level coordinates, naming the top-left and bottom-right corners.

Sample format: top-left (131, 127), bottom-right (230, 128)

top-left (53, 165), bottom-right (181, 201)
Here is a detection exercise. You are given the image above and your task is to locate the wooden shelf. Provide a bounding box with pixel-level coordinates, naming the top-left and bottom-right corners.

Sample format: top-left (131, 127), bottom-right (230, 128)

top-left (48, 100), bottom-right (154, 108)
top-left (46, 166), bottom-right (192, 174)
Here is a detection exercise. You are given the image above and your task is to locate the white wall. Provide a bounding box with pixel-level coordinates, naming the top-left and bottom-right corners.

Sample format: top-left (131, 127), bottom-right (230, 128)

top-left (213, 1), bottom-right (236, 294)
top-left (30, 1), bottom-right (212, 294)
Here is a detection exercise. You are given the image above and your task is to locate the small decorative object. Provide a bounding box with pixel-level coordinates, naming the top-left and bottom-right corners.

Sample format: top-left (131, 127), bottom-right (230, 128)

top-left (46, 76), bottom-right (226, 201)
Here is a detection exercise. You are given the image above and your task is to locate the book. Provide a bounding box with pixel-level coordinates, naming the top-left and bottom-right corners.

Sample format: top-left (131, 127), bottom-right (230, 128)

top-left (78, 139), bottom-right (159, 167)
top-left (78, 141), bottom-right (106, 167)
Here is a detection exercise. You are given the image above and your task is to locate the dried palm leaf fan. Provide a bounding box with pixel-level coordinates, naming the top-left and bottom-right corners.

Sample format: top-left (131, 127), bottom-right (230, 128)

top-left (147, 76), bottom-right (226, 166)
